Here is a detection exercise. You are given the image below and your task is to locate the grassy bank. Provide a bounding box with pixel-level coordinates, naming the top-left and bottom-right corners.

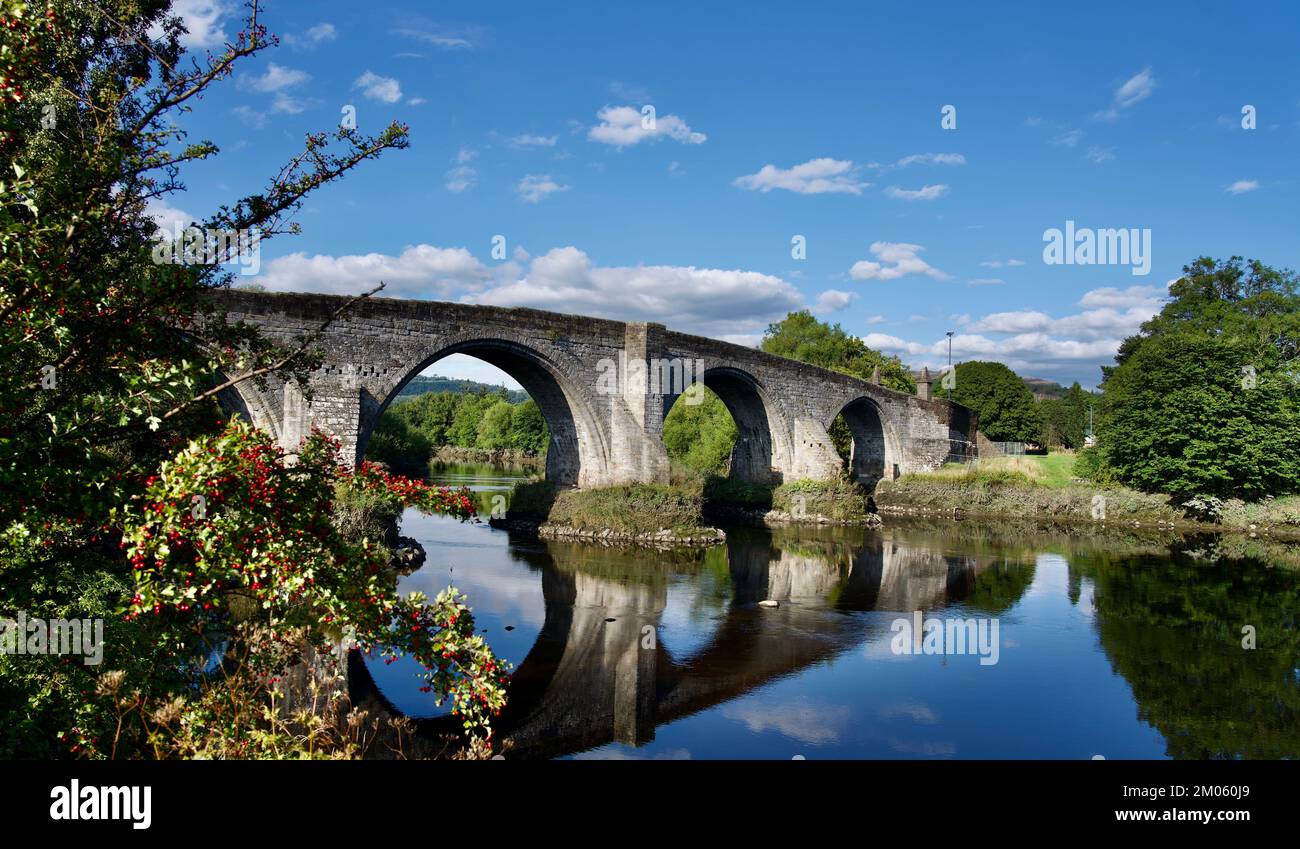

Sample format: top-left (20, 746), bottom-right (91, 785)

top-left (508, 481), bottom-right (711, 536)
top-left (702, 475), bottom-right (872, 522)
top-left (876, 455), bottom-right (1300, 536)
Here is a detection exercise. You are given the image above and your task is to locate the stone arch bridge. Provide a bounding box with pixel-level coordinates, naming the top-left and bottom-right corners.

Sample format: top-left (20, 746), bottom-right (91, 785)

top-left (209, 291), bottom-right (977, 488)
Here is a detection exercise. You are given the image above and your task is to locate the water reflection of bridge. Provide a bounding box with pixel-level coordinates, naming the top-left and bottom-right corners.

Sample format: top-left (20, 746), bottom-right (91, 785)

top-left (492, 528), bottom-right (994, 758)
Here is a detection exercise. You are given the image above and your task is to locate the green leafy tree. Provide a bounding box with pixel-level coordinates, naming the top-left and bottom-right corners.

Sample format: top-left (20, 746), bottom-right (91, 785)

top-left (1038, 382), bottom-right (1093, 449)
top-left (951, 361), bottom-right (1041, 442)
top-left (663, 387), bottom-right (739, 474)
top-left (762, 311), bottom-right (917, 472)
top-left (367, 410), bottom-right (433, 477)
top-left (509, 398), bottom-right (548, 454)
top-left (448, 394), bottom-right (486, 447)
top-left (1096, 257), bottom-right (1300, 500)
top-left (762, 311), bottom-right (916, 393)
top-left (476, 399), bottom-right (515, 450)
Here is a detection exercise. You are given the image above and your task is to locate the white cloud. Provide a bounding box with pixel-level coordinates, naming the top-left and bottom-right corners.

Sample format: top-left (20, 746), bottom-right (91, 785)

top-left (895, 153), bottom-right (966, 167)
top-left (885, 184), bottom-right (949, 201)
top-left (587, 105), bottom-right (706, 147)
top-left (1225, 179), bottom-right (1260, 195)
top-left (813, 289), bottom-right (855, 313)
top-left (1077, 284), bottom-right (1166, 309)
top-left (1113, 68), bottom-right (1157, 107)
top-left (1052, 129), bottom-right (1084, 148)
top-left (272, 91), bottom-right (317, 114)
top-left (243, 63), bottom-right (310, 93)
top-left (1095, 68), bottom-right (1156, 120)
top-left (861, 284), bottom-right (1168, 385)
top-left (407, 97), bottom-right (427, 106)
top-left (850, 242), bottom-right (951, 282)
top-left (472, 247), bottom-right (804, 338)
top-left (967, 278), bottom-right (1005, 286)
top-left (865, 314), bottom-right (886, 325)
top-left (353, 71), bottom-right (402, 103)
top-left (509, 134), bottom-right (558, 148)
top-left (979, 259), bottom-right (1024, 268)
top-left (258, 245), bottom-right (496, 298)
top-left (1086, 145), bottom-right (1116, 164)
top-left (456, 147), bottom-right (478, 164)
top-left (232, 105), bottom-right (267, 128)
top-left (394, 27), bottom-right (473, 49)
top-left (516, 174), bottom-right (570, 203)
top-left (146, 196), bottom-right (198, 232)
top-left (285, 22), bottom-right (336, 48)
top-left (445, 165), bottom-right (476, 193)
top-left (734, 158), bottom-right (869, 195)
top-left (157, 0), bottom-right (231, 49)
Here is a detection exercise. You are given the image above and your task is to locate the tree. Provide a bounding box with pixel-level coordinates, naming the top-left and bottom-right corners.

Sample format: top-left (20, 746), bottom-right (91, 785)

top-left (448, 394), bottom-right (486, 447)
top-left (662, 387), bottom-right (738, 474)
top-left (0, 0), bottom-right (503, 756)
top-left (508, 399), bottom-right (548, 454)
top-left (762, 311), bottom-right (916, 393)
top-left (951, 361), bottom-right (1041, 442)
top-left (367, 410), bottom-right (433, 477)
top-left (1095, 257), bottom-right (1300, 500)
top-left (1038, 382), bottom-right (1093, 449)
top-left (476, 399), bottom-right (515, 450)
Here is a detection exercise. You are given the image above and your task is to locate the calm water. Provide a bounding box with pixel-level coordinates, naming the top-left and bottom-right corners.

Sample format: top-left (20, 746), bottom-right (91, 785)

top-left (363, 465), bottom-right (1300, 760)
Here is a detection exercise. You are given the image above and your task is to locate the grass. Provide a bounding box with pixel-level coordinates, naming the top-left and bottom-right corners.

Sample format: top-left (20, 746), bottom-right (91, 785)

top-left (910, 453), bottom-right (1078, 488)
top-left (876, 472), bottom-right (1182, 524)
top-left (509, 481), bottom-right (710, 536)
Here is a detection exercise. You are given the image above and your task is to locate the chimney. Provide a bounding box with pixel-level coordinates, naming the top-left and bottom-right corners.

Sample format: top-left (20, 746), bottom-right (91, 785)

top-left (917, 366), bottom-right (932, 400)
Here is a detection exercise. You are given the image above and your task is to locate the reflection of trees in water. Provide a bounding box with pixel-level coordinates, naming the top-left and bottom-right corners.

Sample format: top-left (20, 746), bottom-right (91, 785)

top-left (1072, 549), bottom-right (1300, 759)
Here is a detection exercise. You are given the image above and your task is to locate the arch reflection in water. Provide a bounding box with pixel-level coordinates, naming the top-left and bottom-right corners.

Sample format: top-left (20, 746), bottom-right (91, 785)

top-left (489, 526), bottom-right (994, 758)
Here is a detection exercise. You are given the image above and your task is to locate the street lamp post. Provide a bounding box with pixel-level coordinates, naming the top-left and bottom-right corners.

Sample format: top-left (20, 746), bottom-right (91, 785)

top-left (945, 331), bottom-right (954, 397)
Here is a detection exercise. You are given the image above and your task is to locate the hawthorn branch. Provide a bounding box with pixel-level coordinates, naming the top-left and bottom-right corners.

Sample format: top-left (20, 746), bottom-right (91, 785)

top-left (158, 282), bottom-right (386, 422)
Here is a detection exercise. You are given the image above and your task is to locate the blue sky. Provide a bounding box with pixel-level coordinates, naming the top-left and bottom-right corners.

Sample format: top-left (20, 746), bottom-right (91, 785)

top-left (155, 0), bottom-right (1300, 389)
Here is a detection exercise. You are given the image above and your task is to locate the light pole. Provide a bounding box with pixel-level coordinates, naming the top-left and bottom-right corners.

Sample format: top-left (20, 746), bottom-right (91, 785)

top-left (945, 331), bottom-right (954, 397)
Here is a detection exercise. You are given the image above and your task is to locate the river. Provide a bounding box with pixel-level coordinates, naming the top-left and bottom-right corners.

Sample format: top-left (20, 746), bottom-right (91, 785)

top-left (361, 464), bottom-right (1300, 759)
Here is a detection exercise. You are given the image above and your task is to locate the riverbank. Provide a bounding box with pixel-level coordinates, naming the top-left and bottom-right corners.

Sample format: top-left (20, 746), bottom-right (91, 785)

top-left (874, 466), bottom-right (1300, 540)
top-left (430, 445), bottom-right (543, 469)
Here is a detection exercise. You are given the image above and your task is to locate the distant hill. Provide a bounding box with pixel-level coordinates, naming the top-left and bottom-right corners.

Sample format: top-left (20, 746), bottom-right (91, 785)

top-left (394, 374), bottom-right (528, 403)
top-left (1021, 377), bottom-right (1070, 401)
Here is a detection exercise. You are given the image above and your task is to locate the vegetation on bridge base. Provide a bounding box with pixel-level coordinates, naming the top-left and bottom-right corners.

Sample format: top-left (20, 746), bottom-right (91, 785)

top-left (503, 470), bottom-right (880, 546)
top-left (505, 480), bottom-right (717, 543)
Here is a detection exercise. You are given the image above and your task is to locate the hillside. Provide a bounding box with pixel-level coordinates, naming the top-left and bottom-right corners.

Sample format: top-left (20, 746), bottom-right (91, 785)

top-left (394, 374), bottom-right (529, 403)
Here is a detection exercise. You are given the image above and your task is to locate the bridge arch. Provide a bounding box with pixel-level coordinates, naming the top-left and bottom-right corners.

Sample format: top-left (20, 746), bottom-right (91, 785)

top-left (830, 395), bottom-right (902, 489)
top-left (665, 366), bottom-right (791, 484)
top-left (368, 338), bottom-right (609, 488)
